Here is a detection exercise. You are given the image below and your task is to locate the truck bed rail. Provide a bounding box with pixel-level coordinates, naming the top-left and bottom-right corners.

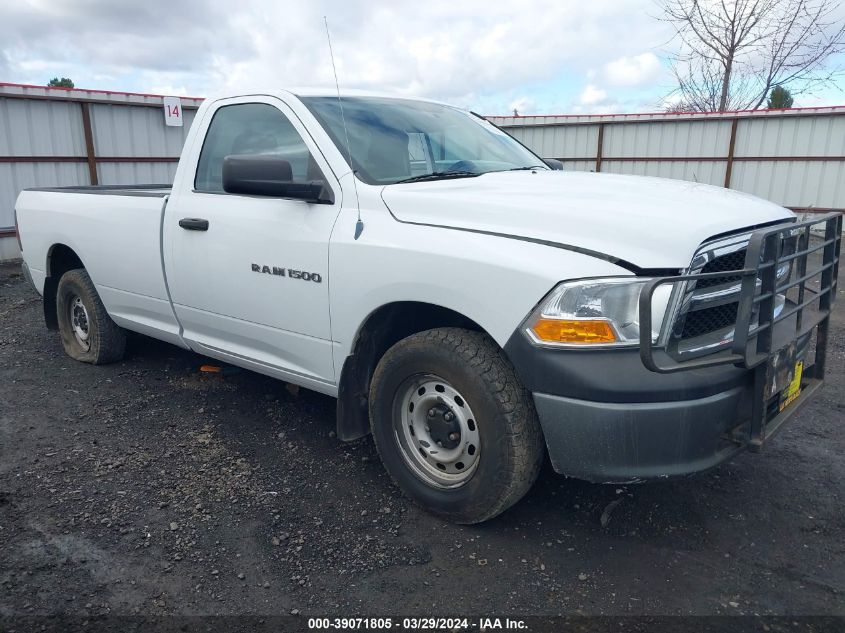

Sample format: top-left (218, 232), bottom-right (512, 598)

top-left (25, 184), bottom-right (172, 197)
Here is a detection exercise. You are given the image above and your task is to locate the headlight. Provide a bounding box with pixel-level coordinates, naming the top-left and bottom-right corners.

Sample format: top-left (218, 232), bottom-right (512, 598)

top-left (525, 278), bottom-right (674, 347)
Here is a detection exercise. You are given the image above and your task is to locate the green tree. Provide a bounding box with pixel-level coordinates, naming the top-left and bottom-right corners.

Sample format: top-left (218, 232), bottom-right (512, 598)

top-left (47, 77), bottom-right (74, 88)
top-left (767, 86), bottom-right (795, 109)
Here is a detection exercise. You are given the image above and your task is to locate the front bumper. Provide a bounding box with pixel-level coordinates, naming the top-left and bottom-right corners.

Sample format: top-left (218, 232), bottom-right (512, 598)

top-left (506, 320), bottom-right (815, 483)
top-left (532, 387), bottom-right (748, 482)
top-left (505, 213), bottom-right (840, 484)
top-left (530, 351), bottom-right (826, 483)
top-left (505, 336), bottom-right (769, 482)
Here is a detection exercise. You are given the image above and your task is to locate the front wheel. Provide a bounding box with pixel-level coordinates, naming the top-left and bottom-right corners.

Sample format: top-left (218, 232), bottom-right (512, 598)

top-left (369, 328), bottom-right (544, 524)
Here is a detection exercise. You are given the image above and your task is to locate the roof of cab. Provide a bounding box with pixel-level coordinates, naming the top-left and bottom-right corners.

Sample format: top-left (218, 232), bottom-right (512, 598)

top-left (197, 88), bottom-right (459, 111)
top-left (285, 87), bottom-right (454, 107)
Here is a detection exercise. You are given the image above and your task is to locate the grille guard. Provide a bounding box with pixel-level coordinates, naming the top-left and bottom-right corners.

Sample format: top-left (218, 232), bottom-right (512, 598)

top-left (640, 213), bottom-right (841, 373)
top-left (638, 212), bottom-right (841, 448)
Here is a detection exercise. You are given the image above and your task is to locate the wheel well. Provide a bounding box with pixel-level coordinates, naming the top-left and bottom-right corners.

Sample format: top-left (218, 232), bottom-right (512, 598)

top-left (336, 302), bottom-right (485, 441)
top-left (43, 244), bottom-right (85, 330)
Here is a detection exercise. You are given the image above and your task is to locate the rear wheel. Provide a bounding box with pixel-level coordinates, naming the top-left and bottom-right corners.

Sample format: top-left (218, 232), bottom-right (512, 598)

top-left (56, 269), bottom-right (126, 364)
top-left (369, 328), bottom-right (544, 524)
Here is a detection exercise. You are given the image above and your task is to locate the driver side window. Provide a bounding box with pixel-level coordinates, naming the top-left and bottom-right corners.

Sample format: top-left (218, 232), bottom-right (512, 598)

top-left (195, 103), bottom-right (322, 193)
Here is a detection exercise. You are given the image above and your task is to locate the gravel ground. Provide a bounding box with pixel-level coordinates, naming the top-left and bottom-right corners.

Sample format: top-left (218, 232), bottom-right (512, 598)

top-left (1, 259), bottom-right (843, 618)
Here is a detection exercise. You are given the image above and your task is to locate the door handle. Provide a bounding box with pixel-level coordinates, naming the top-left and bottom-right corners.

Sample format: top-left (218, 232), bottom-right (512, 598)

top-left (179, 218), bottom-right (209, 231)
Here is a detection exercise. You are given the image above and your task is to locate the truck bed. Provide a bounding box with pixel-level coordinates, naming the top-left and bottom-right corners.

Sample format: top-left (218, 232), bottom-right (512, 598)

top-left (26, 184), bottom-right (172, 197)
top-left (16, 185), bottom-right (176, 342)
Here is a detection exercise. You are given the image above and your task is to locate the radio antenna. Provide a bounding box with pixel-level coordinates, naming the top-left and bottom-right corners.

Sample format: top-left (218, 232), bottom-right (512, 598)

top-left (324, 16), bottom-right (363, 240)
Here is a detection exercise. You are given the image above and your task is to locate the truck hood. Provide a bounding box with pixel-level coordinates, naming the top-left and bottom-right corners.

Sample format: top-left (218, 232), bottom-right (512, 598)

top-left (380, 171), bottom-right (794, 270)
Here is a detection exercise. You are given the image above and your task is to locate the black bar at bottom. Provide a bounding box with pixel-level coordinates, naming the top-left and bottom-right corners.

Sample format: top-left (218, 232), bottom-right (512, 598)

top-left (1, 615), bottom-right (843, 633)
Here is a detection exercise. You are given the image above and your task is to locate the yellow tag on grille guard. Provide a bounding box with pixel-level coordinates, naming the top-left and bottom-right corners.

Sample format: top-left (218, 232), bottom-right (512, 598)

top-left (779, 361), bottom-right (803, 412)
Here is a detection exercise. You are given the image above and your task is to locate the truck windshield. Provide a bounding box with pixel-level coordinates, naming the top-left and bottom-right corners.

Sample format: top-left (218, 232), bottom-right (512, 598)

top-left (301, 96), bottom-right (546, 185)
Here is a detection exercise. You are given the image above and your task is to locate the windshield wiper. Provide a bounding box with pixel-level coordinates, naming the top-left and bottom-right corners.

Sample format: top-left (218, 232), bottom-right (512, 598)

top-left (504, 165), bottom-right (549, 171)
top-left (393, 170), bottom-right (480, 184)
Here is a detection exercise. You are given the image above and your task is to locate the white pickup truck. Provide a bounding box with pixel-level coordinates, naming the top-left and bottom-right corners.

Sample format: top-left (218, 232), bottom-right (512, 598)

top-left (14, 89), bottom-right (842, 523)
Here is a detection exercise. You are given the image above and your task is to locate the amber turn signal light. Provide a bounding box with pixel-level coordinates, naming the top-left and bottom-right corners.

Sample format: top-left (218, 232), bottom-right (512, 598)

top-left (531, 318), bottom-right (618, 344)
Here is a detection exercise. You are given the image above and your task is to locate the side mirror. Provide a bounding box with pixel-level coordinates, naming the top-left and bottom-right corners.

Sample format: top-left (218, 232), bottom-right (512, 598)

top-left (222, 154), bottom-right (333, 203)
top-left (543, 158), bottom-right (564, 171)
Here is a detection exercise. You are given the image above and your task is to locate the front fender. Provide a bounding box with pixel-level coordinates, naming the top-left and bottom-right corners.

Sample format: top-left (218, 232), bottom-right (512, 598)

top-left (328, 206), bottom-right (630, 379)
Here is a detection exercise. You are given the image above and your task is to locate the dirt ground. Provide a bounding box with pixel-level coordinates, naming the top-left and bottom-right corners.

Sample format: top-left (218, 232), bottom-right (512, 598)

top-left (1, 259), bottom-right (843, 620)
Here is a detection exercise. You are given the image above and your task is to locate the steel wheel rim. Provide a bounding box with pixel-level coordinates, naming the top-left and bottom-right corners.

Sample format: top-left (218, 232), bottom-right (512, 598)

top-left (69, 295), bottom-right (91, 351)
top-left (393, 374), bottom-right (481, 489)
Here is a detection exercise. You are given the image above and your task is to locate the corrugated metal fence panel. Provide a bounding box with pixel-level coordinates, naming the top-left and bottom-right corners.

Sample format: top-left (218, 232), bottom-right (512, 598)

top-left (492, 107), bottom-right (845, 213)
top-left (0, 162), bottom-right (90, 228)
top-left (510, 124), bottom-right (600, 160)
top-left (561, 160), bottom-right (595, 173)
top-left (728, 114), bottom-right (845, 208)
top-left (90, 103), bottom-right (196, 185)
top-left (0, 98), bottom-right (86, 157)
top-left (97, 162), bottom-right (179, 186)
top-left (90, 104), bottom-right (197, 158)
top-left (0, 97), bottom-right (89, 231)
top-left (730, 160), bottom-right (845, 208)
top-left (0, 84), bottom-right (203, 256)
top-left (0, 234), bottom-right (20, 261)
top-left (602, 159), bottom-right (727, 187)
top-left (737, 113), bottom-right (845, 157)
top-left (603, 119), bottom-right (730, 158)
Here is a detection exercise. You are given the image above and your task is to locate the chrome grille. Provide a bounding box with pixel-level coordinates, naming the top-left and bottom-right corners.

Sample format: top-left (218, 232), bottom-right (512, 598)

top-left (680, 301), bottom-right (739, 339)
top-left (670, 232), bottom-right (752, 354)
top-left (669, 226), bottom-right (794, 357)
top-left (695, 248), bottom-right (747, 289)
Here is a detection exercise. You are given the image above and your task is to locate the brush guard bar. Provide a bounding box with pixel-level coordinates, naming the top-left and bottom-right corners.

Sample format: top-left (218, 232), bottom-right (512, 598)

top-left (639, 213), bottom-right (841, 450)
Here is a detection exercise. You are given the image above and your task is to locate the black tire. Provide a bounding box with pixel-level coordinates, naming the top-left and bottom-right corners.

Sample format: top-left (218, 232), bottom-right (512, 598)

top-left (56, 268), bottom-right (126, 364)
top-left (369, 327), bottom-right (544, 524)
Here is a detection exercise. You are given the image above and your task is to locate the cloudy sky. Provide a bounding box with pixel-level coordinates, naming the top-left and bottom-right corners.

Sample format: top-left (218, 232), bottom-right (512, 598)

top-left (1, 0), bottom-right (843, 115)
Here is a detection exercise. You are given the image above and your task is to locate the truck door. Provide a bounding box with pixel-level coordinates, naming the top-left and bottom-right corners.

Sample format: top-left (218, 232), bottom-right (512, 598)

top-left (162, 97), bottom-right (342, 393)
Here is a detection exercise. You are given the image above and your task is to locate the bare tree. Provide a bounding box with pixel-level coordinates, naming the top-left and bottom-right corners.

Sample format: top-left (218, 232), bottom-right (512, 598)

top-left (660, 0), bottom-right (845, 112)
